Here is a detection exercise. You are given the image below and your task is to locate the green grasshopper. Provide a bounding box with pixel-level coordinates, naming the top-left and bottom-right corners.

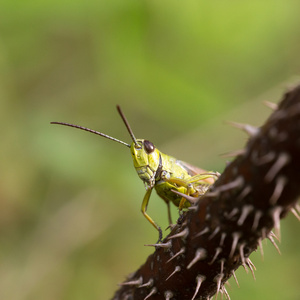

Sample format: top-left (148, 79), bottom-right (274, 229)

top-left (51, 106), bottom-right (218, 241)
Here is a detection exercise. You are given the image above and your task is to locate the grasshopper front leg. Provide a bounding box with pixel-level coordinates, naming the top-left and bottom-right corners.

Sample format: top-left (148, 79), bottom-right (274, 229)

top-left (141, 187), bottom-right (163, 242)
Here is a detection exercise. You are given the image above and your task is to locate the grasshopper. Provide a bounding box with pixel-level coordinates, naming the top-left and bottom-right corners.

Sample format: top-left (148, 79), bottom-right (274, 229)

top-left (51, 106), bottom-right (218, 241)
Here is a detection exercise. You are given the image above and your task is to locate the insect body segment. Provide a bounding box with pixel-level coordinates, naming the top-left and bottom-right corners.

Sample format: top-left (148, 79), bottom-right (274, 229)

top-left (51, 106), bottom-right (218, 242)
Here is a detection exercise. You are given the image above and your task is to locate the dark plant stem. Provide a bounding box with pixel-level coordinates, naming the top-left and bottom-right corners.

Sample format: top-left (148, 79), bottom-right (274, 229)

top-left (112, 84), bottom-right (300, 300)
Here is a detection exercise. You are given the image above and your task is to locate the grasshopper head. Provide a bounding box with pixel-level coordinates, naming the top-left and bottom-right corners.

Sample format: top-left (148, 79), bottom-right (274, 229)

top-left (130, 139), bottom-right (160, 188)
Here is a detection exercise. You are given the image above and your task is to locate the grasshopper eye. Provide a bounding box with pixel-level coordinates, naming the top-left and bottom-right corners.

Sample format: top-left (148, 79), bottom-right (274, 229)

top-left (144, 140), bottom-right (155, 154)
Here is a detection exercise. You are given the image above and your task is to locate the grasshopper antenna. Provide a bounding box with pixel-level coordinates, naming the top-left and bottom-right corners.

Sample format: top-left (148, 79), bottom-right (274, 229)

top-left (116, 105), bottom-right (140, 148)
top-left (50, 121), bottom-right (131, 148)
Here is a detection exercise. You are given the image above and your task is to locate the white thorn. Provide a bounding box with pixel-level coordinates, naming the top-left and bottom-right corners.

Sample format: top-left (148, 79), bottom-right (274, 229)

top-left (220, 259), bottom-right (225, 273)
top-left (222, 286), bottom-right (231, 300)
top-left (258, 238), bottom-right (264, 260)
top-left (166, 266), bottom-right (181, 281)
top-left (220, 149), bottom-right (246, 158)
top-left (224, 208), bottom-right (239, 220)
top-left (247, 258), bottom-right (256, 271)
top-left (225, 280), bottom-right (231, 288)
top-left (144, 241), bottom-right (172, 248)
top-left (226, 121), bottom-right (260, 136)
top-left (242, 263), bottom-right (249, 274)
top-left (164, 290), bottom-right (174, 300)
top-left (139, 278), bottom-right (153, 288)
top-left (188, 205), bottom-right (198, 211)
top-left (167, 247), bottom-right (185, 263)
top-left (229, 232), bottom-right (241, 258)
top-left (239, 243), bottom-right (246, 265)
top-left (204, 190), bottom-right (220, 198)
top-left (261, 227), bottom-right (268, 239)
top-left (270, 206), bottom-right (283, 241)
top-left (209, 247), bottom-right (222, 265)
top-left (191, 275), bottom-right (205, 300)
top-left (168, 228), bottom-right (189, 240)
top-left (267, 233), bottom-right (281, 255)
top-left (232, 270), bottom-right (239, 287)
top-left (252, 210), bottom-right (263, 231)
top-left (209, 226), bottom-right (220, 240)
top-left (205, 214), bottom-right (211, 221)
top-left (214, 176), bottom-right (244, 194)
top-left (246, 258), bottom-right (256, 280)
top-left (291, 208), bottom-right (300, 221)
top-left (144, 287), bottom-right (157, 300)
top-left (237, 205), bottom-right (253, 226)
top-left (214, 273), bottom-right (224, 300)
top-left (119, 276), bottom-right (143, 286)
top-left (220, 232), bottom-right (227, 246)
top-left (195, 226), bottom-right (210, 238)
top-left (237, 185), bottom-right (252, 201)
top-left (187, 248), bottom-right (207, 269)
top-left (251, 150), bottom-right (276, 166)
top-left (270, 176), bottom-right (287, 205)
top-left (265, 152), bottom-right (290, 182)
top-left (263, 100), bottom-right (278, 110)
top-left (270, 230), bottom-right (280, 241)
top-left (295, 203), bottom-right (300, 214)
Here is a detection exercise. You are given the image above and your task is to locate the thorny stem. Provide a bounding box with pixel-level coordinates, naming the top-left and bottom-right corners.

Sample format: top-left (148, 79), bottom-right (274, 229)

top-left (112, 84), bottom-right (300, 300)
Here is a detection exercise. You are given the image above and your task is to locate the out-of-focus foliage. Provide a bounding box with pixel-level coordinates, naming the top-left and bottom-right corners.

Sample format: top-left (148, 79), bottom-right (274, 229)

top-left (0, 1), bottom-right (299, 299)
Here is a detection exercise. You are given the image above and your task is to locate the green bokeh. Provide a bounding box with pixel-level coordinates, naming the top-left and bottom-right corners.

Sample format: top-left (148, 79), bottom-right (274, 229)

top-left (0, 1), bottom-right (299, 299)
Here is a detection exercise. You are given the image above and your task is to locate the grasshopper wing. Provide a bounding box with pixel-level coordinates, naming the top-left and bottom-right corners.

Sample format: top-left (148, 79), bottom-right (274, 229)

top-left (176, 160), bottom-right (207, 176)
top-left (176, 160), bottom-right (217, 184)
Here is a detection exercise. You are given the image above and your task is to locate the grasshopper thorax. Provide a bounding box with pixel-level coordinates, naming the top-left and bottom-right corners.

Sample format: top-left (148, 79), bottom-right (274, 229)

top-left (130, 139), bottom-right (161, 188)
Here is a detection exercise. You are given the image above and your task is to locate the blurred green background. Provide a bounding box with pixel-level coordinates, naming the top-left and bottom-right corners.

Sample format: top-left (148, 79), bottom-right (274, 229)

top-left (0, 1), bottom-right (299, 299)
